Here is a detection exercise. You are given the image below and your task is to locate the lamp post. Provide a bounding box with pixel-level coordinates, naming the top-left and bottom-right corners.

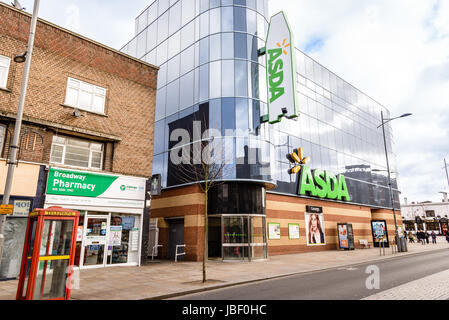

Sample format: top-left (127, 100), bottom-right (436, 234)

top-left (377, 111), bottom-right (412, 253)
top-left (0, 0), bottom-right (40, 267)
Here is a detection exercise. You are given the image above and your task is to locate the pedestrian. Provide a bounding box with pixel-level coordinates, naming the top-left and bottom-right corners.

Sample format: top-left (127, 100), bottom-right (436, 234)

top-left (445, 231), bottom-right (449, 244)
top-left (418, 230), bottom-right (425, 245)
top-left (425, 231), bottom-right (430, 244)
top-left (408, 231), bottom-right (414, 243)
top-left (431, 231), bottom-right (437, 244)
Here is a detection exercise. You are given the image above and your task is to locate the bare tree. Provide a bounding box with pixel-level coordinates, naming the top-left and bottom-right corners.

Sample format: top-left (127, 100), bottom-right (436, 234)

top-left (169, 114), bottom-right (229, 283)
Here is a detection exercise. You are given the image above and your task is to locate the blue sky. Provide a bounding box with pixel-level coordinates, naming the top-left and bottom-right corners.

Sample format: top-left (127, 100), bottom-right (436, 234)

top-left (4, 0), bottom-right (449, 204)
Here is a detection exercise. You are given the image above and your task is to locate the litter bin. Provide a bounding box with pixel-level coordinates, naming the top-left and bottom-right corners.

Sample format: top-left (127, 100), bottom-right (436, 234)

top-left (396, 235), bottom-right (408, 252)
top-left (400, 236), bottom-right (408, 252)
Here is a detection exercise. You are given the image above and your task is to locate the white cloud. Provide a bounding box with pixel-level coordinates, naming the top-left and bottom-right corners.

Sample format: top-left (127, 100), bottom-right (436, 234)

top-left (269, 0), bottom-right (449, 203)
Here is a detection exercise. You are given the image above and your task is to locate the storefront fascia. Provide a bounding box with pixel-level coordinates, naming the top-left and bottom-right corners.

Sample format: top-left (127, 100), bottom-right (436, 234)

top-left (44, 167), bottom-right (147, 269)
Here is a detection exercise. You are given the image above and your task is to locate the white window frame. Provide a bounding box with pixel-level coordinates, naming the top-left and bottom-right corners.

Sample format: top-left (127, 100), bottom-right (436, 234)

top-left (0, 125), bottom-right (6, 156)
top-left (0, 55), bottom-right (11, 89)
top-left (64, 77), bottom-right (107, 114)
top-left (50, 135), bottom-right (104, 170)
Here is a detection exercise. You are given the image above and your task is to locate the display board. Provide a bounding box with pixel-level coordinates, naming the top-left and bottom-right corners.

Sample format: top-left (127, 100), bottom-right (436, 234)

top-left (268, 223), bottom-right (281, 240)
top-left (288, 223), bottom-right (300, 239)
top-left (305, 213), bottom-right (326, 246)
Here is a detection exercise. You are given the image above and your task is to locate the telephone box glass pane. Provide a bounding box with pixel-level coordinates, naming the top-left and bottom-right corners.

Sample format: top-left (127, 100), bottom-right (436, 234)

top-left (21, 220), bottom-right (37, 298)
top-left (33, 260), bottom-right (70, 300)
top-left (33, 220), bottom-right (74, 300)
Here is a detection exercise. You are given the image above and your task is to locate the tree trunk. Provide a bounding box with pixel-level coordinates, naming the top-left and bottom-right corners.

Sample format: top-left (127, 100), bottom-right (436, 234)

top-left (203, 189), bottom-right (208, 283)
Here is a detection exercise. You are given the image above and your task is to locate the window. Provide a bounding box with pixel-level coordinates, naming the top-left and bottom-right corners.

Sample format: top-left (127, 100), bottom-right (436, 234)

top-left (0, 55), bottom-right (11, 89)
top-left (64, 78), bottom-right (106, 114)
top-left (50, 136), bottom-right (104, 169)
top-left (0, 125), bottom-right (5, 156)
top-left (426, 210), bottom-right (436, 218)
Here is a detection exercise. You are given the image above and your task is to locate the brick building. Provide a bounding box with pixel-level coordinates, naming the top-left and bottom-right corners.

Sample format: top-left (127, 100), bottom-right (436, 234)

top-left (0, 2), bottom-right (158, 279)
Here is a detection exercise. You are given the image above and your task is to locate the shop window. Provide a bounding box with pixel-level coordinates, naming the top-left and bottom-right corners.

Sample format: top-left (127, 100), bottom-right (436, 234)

top-left (64, 77), bottom-right (106, 114)
top-left (50, 135), bottom-right (103, 170)
top-left (426, 210), bottom-right (435, 218)
top-left (0, 54), bottom-right (11, 89)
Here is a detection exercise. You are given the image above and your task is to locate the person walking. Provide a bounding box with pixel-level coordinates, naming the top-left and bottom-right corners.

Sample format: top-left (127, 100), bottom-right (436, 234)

top-left (431, 231), bottom-right (437, 244)
top-left (408, 231), bottom-right (414, 243)
top-left (425, 231), bottom-right (430, 244)
top-left (418, 230), bottom-right (425, 245)
top-left (445, 230), bottom-right (449, 244)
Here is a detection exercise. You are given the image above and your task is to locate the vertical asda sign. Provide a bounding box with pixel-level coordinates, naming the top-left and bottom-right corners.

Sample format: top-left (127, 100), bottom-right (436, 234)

top-left (46, 168), bottom-right (145, 200)
top-left (266, 12), bottom-right (298, 124)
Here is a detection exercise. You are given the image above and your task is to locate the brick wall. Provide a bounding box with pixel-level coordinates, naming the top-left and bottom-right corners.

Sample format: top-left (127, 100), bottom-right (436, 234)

top-left (0, 3), bottom-right (157, 177)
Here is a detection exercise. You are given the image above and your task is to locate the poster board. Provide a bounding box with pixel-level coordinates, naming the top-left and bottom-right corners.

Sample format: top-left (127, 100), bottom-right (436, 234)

top-left (338, 224), bottom-right (349, 249)
top-left (371, 220), bottom-right (389, 248)
top-left (288, 224), bottom-right (300, 239)
top-left (109, 226), bottom-right (122, 246)
top-left (268, 223), bottom-right (281, 240)
top-left (305, 213), bottom-right (326, 246)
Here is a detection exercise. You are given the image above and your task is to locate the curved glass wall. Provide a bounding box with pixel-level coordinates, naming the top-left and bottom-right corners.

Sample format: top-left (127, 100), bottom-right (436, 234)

top-left (122, 0), bottom-right (400, 210)
top-left (208, 182), bottom-right (267, 261)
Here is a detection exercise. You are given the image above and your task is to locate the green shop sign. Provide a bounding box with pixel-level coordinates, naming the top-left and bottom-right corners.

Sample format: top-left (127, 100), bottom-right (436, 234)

top-left (298, 166), bottom-right (350, 201)
top-left (46, 168), bottom-right (119, 198)
top-left (264, 11), bottom-right (298, 124)
top-left (288, 148), bottom-right (350, 202)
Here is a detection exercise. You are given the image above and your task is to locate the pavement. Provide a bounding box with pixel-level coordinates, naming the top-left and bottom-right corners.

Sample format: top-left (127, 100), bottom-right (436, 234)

top-left (1, 239), bottom-right (448, 300)
top-left (363, 268), bottom-right (449, 300)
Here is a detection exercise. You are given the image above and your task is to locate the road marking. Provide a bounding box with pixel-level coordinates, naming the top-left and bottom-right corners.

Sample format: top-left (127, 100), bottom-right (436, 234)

top-left (337, 267), bottom-right (359, 271)
top-left (363, 269), bottom-right (449, 300)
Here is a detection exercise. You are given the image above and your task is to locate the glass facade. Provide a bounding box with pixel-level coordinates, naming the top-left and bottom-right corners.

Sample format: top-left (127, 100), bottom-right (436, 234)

top-left (122, 0), bottom-right (400, 210)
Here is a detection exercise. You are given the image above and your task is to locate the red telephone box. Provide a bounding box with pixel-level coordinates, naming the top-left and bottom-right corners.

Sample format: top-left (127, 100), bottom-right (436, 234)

top-left (16, 207), bottom-right (79, 300)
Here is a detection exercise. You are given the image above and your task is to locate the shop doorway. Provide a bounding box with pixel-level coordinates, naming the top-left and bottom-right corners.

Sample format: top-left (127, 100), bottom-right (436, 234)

top-left (83, 215), bottom-right (109, 267)
top-left (168, 219), bottom-right (184, 261)
top-left (209, 215), bottom-right (267, 261)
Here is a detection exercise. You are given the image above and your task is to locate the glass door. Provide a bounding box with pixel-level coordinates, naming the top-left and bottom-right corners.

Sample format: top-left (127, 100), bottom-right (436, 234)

top-left (82, 215), bottom-right (109, 267)
top-left (221, 215), bottom-right (267, 261)
top-left (249, 216), bottom-right (267, 260)
top-left (222, 216), bottom-right (248, 261)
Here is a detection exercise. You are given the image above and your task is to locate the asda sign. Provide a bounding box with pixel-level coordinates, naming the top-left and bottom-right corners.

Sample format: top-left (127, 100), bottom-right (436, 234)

top-left (289, 148), bottom-right (350, 202)
top-left (46, 168), bottom-right (145, 201)
top-left (265, 12), bottom-right (298, 124)
top-left (298, 166), bottom-right (350, 202)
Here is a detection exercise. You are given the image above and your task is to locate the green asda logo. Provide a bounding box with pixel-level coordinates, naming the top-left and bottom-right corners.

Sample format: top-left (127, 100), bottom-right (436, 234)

top-left (299, 167), bottom-right (350, 201)
top-left (289, 148), bottom-right (350, 202)
top-left (267, 39), bottom-right (290, 103)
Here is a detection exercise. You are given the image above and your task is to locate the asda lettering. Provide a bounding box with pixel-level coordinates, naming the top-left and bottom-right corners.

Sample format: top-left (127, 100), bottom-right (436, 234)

top-left (268, 48), bottom-right (285, 103)
top-left (298, 166), bottom-right (350, 201)
top-left (53, 179), bottom-right (96, 192)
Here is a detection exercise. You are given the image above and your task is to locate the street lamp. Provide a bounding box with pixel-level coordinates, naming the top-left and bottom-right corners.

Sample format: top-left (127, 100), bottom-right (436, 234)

top-left (0, 0), bottom-right (40, 267)
top-left (378, 111), bottom-right (412, 253)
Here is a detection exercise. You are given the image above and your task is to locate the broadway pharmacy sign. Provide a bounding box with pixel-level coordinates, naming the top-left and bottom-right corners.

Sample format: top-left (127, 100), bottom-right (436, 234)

top-left (46, 168), bottom-right (146, 208)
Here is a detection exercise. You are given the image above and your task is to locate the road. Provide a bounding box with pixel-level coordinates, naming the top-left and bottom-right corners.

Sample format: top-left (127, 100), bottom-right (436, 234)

top-left (171, 249), bottom-right (449, 300)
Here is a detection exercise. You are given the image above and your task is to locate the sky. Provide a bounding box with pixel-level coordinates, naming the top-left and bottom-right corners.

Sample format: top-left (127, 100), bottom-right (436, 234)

top-left (5, 0), bottom-right (449, 204)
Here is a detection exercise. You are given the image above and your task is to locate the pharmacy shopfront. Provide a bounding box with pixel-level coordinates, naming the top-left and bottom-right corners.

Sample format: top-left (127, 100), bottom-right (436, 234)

top-left (44, 167), bottom-right (147, 269)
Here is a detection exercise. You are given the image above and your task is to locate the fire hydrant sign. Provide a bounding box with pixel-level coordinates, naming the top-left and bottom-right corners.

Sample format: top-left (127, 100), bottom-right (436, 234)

top-left (265, 11), bottom-right (298, 124)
